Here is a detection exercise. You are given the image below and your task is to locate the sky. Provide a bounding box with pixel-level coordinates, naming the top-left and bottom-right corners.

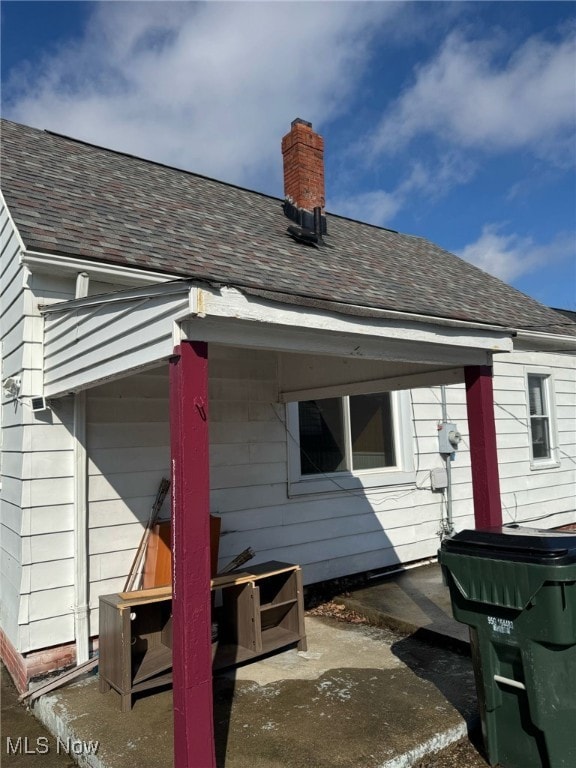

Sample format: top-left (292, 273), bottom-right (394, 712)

top-left (1, 1), bottom-right (575, 311)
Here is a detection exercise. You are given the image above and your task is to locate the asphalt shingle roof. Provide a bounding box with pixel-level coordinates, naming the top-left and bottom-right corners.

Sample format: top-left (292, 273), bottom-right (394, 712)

top-left (1, 119), bottom-right (574, 336)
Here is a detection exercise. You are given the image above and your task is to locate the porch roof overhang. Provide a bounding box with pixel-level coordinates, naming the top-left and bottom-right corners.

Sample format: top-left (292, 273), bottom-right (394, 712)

top-left (40, 279), bottom-right (515, 398)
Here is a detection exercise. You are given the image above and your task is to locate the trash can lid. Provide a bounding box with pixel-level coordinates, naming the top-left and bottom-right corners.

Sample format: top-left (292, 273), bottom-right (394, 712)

top-left (441, 525), bottom-right (576, 564)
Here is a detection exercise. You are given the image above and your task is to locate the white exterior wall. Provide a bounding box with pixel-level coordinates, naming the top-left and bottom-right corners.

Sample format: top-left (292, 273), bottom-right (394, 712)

top-left (0, 259), bottom-right (139, 653)
top-left (2, 261), bottom-right (575, 653)
top-left (210, 345), bottom-right (453, 584)
top-left (493, 352), bottom-right (575, 525)
top-left (86, 369), bottom-right (170, 636)
top-left (1, 198), bottom-right (27, 647)
top-left (210, 347), bottom-right (575, 582)
top-left (0, 235), bottom-right (80, 651)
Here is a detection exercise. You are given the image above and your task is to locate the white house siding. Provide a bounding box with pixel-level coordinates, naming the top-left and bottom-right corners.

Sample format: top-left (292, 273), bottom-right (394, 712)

top-left (3, 270), bottom-right (575, 653)
top-left (43, 283), bottom-right (191, 397)
top-left (209, 345), bottom-right (458, 585)
top-left (85, 368), bottom-right (170, 636)
top-left (1, 198), bottom-right (26, 647)
top-left (0, 263), bottom-right (141, 654)
top-left (209, 347), bottom-right (575, 581)
top-left (78, 343), bottom-right (576, 641)
top-left (1, 265), bottom-right (83, 652)
top-left (492, 352), bottom-right (575, 527)
top-left (81, 345), bottom-right (455, 637)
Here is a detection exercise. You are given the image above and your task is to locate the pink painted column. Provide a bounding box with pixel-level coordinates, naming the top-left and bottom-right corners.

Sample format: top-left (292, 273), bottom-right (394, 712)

top-left (169, 341), bottom-right (216, 768)
top-left (464, 365), bottom-right (503, 529)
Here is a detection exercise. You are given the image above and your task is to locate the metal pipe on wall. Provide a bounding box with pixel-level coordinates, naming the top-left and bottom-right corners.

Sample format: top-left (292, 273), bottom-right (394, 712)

top-left (73, 272), bottom-right (90, 664)
top-left (440, 385), bottom-right (455, 536)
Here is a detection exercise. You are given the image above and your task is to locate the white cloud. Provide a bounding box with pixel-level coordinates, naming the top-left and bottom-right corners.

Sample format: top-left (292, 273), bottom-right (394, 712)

top-left (330, 151), bottom-right (475, 226)
top-left (330, 188), bottom-right (403, 225)
top-left (458, 224), bottom-right (576, 282)
top-left (370, 26), bottom-right (576, 164)
top-left (4, 2), bottom-right (396, 190)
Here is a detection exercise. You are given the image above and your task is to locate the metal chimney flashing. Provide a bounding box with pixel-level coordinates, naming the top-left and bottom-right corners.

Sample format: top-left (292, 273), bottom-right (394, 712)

top-left (283, 200), bottom-right (327, 235)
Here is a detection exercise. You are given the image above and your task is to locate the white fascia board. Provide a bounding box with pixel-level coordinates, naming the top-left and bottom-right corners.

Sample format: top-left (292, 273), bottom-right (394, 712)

top-left (184, 315), bottom-right (495, 368)
top-left (21, 249), bottom-right (176, 287)
top-left (514, 330), bottom-right (576, 354)
top-left (40, 279), bottom-right (516, 397)
top-left (185, 285), bottom-right (514, 355)
top-left (40, 279), bottom-right (192, 314)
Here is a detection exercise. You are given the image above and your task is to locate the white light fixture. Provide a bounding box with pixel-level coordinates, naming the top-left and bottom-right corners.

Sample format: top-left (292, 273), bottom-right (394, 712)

top-left (2, 376), bottom-right (21, 398)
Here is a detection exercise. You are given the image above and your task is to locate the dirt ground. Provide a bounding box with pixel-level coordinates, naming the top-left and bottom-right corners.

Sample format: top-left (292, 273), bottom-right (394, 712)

top-left (1, 664), bottom-right (77, 768)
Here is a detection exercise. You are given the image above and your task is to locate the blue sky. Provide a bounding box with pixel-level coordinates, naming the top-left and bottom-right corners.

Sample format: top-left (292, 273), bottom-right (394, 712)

top-left (2, 1), bottom-right (575, 310)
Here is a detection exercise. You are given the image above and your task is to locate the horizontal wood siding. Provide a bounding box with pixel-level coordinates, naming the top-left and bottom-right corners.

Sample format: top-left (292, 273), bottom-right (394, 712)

top-left (209, 346), bottom-right (449, 585)
top-left (2, 263), bottom-right (88, 652)
top-left (43, 288), bottom-right (191, 396)
top-left (492, 352), bottom-right (575, 527)
top-left (86, 368), bottom-right (170, 636)
top-left (210, 347), bottom-right (575, 584)
top-left (10, 269), bottom-right (172, 653)
top-left (3, 247), bottom-right (574, 659)
top-left (0, 199), bottom-right (26, 647)
top-left (80, 344), bottom-right (574, 600)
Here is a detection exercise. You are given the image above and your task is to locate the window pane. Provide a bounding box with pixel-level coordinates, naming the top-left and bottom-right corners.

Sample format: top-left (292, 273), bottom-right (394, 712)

top-left (531, 417), bottom-right (551, 459)
top-left (298, 399), bottom-right (346, 474)
top-left (349, 393), bottom-right (396, 470)
top-left (527, 375), bottom-right (552, 460)
top-left (528, 375), bottom-right (546, 416)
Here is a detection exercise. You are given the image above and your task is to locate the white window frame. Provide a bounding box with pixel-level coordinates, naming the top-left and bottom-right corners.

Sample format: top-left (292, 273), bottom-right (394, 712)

top-left (525, 370), bottom-right (559, 470)
top-left (286, 390), bottom-right (415, 496)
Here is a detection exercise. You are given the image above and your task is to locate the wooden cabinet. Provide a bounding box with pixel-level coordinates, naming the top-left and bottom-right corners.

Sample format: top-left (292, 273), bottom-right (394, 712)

top-left (213, 561), bottom-right (307, 669)
top-left (99, 562), bottom-right (306, 710)
top-left (98, 586), bottom-right (172, 712)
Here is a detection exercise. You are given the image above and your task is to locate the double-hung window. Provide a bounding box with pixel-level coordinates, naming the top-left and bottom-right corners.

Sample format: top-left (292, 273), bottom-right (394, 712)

top-left (287, 391), bottom-right (414, 495)
top-left (527, 373), bottom-right (557, 466)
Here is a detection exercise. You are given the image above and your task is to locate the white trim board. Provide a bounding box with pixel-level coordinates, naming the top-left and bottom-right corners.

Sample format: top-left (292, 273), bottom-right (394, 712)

top-left (42, 281), bottom-right (514, 397)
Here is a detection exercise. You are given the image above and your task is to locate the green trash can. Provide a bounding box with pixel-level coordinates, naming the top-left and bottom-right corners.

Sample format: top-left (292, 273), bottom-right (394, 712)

top-left (439, 526), bottom-right (576, 768)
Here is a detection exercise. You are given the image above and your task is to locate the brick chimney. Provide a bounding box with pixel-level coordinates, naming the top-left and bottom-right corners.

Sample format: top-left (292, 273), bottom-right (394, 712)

top-left (281, 119), bottom-right (325, 212)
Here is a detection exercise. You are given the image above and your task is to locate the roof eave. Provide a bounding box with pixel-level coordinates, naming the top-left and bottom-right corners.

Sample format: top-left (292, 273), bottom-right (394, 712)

top-left (514, 330), bottom-right (576, 353)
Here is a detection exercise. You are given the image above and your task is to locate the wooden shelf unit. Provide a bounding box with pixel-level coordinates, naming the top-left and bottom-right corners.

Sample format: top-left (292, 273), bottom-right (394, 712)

top-left (213, 561), bottom-right (307, 670)
top-left (99, 562), bottom-right (307, 710)
top-left (98, 587), bottom-right (173, 712)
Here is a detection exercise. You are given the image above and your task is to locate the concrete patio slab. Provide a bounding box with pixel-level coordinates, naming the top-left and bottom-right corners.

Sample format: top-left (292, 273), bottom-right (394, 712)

top-left (334, 563), bottom-right (470, 648)
top-left (30, 615), bottom-right (478, 768)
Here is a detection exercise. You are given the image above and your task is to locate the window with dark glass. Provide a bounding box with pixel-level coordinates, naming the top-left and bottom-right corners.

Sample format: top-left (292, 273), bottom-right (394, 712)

top-left (298, 398), bottom-right (346, 474)
top-left (298, 393), bottom-right (396, 476)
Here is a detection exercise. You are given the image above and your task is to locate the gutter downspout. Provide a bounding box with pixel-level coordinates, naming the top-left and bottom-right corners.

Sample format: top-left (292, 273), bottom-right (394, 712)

top-left (440, 385), bottom-right (455, 537)
top-left (73, 272), bottom-right (90, 664)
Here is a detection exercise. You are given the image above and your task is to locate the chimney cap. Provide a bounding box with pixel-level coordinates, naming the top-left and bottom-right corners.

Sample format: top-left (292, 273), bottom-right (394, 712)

top-left (291, 118), bottom-right (312, 129)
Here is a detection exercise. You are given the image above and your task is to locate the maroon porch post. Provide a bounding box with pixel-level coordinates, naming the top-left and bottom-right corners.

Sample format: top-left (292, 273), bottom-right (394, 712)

top-left (464, 365), bottom-right (503, 529)
top-left (170, 341), bottom-right (216, 768)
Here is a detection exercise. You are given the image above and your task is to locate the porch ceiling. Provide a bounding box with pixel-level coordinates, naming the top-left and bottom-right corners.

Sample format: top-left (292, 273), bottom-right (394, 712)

top-left (40, 280), bottom-right (513, 398)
